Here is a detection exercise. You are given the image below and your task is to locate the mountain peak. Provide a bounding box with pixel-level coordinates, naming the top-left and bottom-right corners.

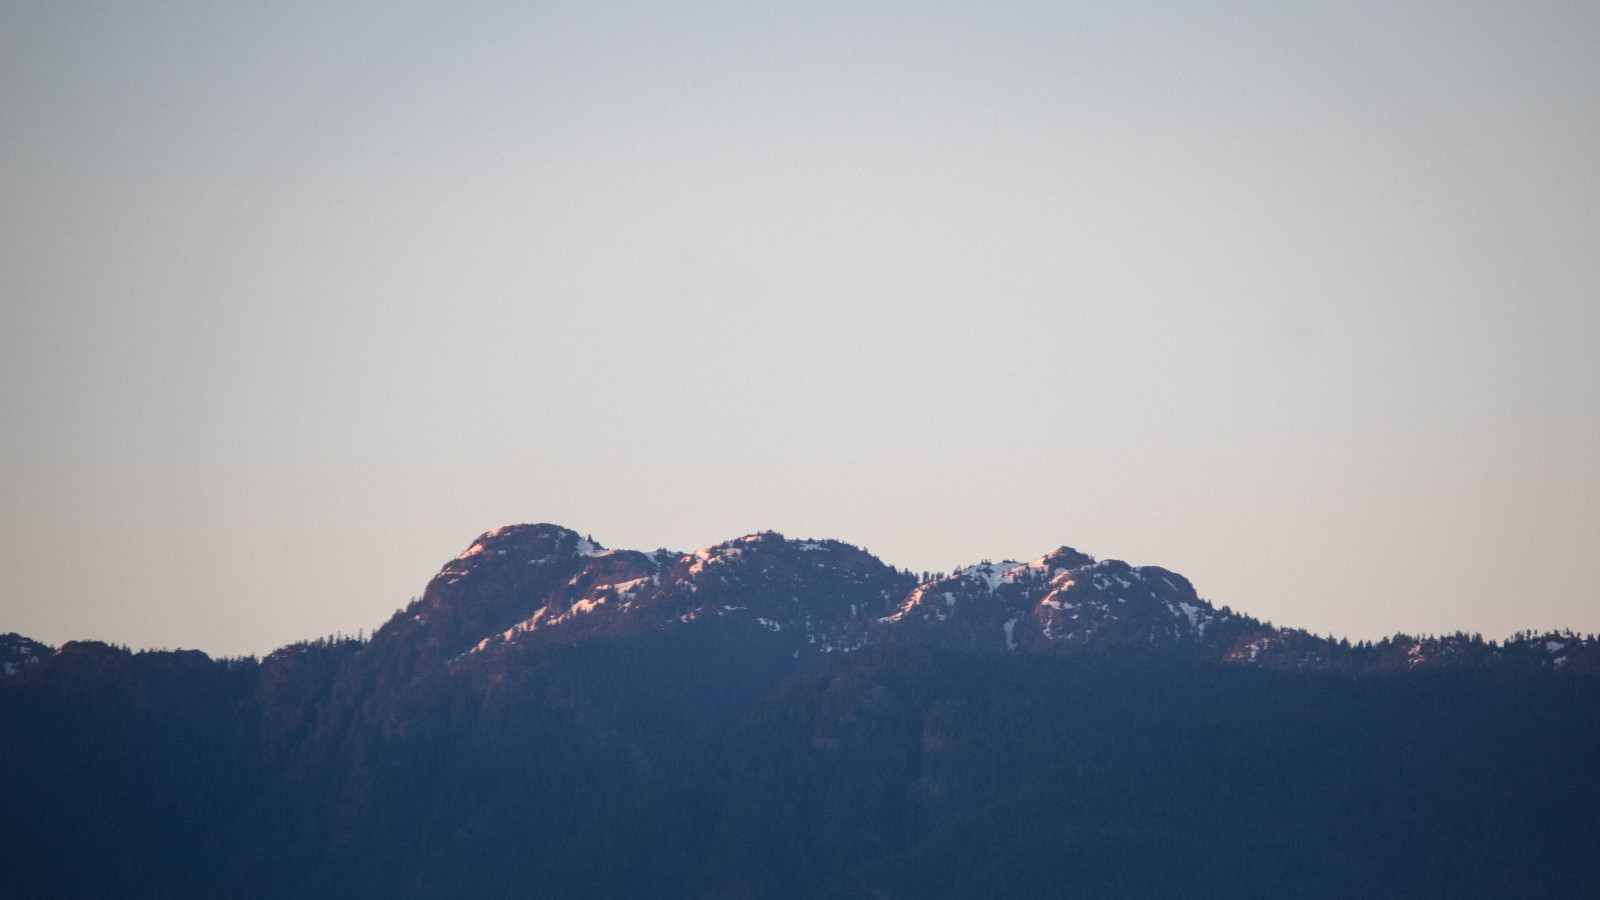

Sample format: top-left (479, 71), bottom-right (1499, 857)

top-left (1, 632), bottom-right (52, 679)
top-left (376, 525), bottom-right (1600, 677)
top-left (1037, 545), bottom-right (1097, 570)
top-left (425, 527), bottom-right (1253, 663)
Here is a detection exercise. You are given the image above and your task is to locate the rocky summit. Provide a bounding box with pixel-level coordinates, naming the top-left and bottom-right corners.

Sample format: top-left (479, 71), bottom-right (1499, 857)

top-left (379, 523), bottom-right (1597, 676)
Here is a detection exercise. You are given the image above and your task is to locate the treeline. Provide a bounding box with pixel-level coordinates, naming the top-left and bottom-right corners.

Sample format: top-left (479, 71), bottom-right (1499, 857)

top-left (3, 637), bottom-right (1599, 898)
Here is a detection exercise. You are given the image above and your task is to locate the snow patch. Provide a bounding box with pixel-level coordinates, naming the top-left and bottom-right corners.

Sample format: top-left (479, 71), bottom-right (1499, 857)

top-left (603, 576), bottom-right (651, 600)
top-left (1177, 602), bottom-right (1201, 628)
top-left (688, 545), bottom-right (744, 576)
top-left (880, 583), bottom-right (932, 624)
top-left (1015, 555), bottom-right (1062, 579)
top-left (954, 560), bottom-right (1026, 593)
top-left (474, 606), bottom-right (550, 651)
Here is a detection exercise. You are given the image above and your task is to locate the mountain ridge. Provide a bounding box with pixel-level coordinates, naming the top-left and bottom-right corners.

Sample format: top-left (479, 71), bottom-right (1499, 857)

top-left (6, 522), bottom-right (1596, 680)
top-left (383, 523), bottom-right (1600, 678)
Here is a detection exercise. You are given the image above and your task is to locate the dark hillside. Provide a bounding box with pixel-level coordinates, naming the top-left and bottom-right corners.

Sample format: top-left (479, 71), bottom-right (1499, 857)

top-left (553, 648), bottom-right (1600, 900)
top-left (0, 642), bottom-right (259, 898)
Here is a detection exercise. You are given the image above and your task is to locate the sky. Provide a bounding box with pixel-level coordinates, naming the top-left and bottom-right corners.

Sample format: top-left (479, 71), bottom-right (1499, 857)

top-left (2, 1), bottom-right (1597, 657)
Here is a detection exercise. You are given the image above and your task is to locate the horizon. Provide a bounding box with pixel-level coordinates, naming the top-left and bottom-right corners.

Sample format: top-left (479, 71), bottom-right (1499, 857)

top-left (11, 519), bottom-right (1596, 659)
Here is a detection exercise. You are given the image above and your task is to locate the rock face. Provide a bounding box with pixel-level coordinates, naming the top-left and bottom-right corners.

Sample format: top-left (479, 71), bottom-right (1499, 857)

top-left (877, 550), bottom-right (1242, 656)
top-left (446, 528), bottom-right (917, 660)
top-left (395, 525), bottom-right (1264, 666)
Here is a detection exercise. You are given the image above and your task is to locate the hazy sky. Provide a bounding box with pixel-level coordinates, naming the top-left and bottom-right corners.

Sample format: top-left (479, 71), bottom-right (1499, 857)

top-left (3, 1), bottom-right (1597, 657)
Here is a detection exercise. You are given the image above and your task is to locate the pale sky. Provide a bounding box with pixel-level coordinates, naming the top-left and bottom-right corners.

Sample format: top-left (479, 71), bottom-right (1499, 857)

top-left (3, 1), bottom-right (1597, 657)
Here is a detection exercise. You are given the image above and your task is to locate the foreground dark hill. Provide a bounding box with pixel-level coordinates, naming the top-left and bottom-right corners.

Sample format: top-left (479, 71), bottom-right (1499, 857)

top-left (553, 648), bottom-right (1600, 900)
top-left (4, 524), bottom-right (1599, 899)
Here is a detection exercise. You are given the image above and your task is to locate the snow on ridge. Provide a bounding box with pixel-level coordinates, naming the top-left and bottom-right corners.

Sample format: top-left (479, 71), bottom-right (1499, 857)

top-left (954, 560), bottom-right (1027, 593)
top-left (1037, 574), bottom-right (1079, 609)
top-left (1015, 553), bottom-right (1074, 580)
top-left (1085, 565), bottom-right (1140, 592)
top-left (977, 550), bottom-right (1105, 588)
top-left (879, 583), bottom-right (930, 624)
top-left (471, 570), bottom-right (658, 653)
top-left (882, 551), bottom-right (1086, 623)
top-left (456, 528), bottom-right (601, 564)
top-left (687, 545), bottom-right (744, 576)
top-left (605, 575), bottom-right (652, 598)
top-left (474, 607), bottom-right (550, 652)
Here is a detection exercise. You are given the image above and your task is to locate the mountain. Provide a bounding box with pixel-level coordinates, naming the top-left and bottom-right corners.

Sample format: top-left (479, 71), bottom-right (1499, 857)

top-left (393, 524), bottom-right (1599, 675)
top-left (4, 524), bottom-right (1598, 899)
top-left (1, 632), bottom-right (50, 678)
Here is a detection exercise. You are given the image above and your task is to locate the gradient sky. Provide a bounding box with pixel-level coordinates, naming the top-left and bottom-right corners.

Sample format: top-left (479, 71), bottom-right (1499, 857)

top-left (3, 1), bottom-right (1597, 657)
